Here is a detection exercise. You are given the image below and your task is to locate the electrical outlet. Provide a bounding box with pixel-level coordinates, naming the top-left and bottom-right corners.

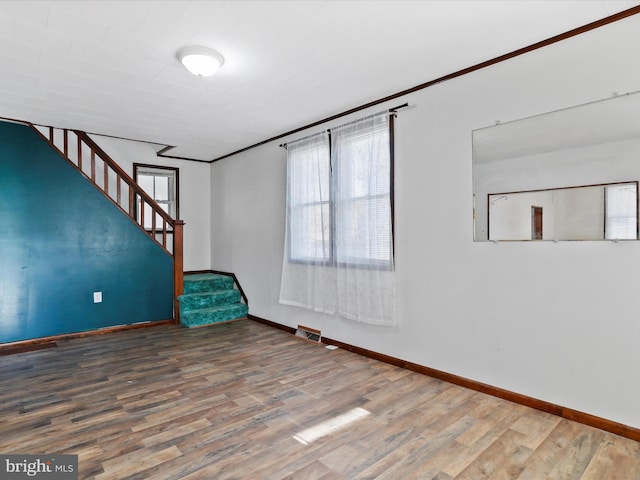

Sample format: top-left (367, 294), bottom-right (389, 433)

top-left (93, 291), bottom-right (102, 303)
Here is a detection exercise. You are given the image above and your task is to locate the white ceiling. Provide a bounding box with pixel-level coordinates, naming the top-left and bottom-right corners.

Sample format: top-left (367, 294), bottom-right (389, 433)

top-left (0, 0), bottom-right (638, 161)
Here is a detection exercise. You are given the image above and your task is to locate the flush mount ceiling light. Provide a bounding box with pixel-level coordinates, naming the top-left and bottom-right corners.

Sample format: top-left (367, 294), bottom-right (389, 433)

top-left (177, 46), bottom-right (224, 77)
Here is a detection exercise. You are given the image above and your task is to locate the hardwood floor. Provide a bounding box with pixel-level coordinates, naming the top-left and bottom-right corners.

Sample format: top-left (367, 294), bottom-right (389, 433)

top-left (0, 319), bottom-right (638, 479)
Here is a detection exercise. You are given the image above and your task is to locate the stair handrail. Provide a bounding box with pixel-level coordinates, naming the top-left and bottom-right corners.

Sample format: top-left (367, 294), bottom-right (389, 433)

top-left (74, 131), bottom-right (175, 225)
top-left (32, 125), bottom-right (184, 323)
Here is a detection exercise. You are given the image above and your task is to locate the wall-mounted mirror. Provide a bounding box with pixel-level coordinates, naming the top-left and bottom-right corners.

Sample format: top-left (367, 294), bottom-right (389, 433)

top-left (473, 90), bottom-right (640, 241)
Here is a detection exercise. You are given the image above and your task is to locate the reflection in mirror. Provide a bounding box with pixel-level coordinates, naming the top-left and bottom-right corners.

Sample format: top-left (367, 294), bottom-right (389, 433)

top-left (488, 182), bottom-right (638, 241)
top-left (473, 90), bottom-right (640, 241)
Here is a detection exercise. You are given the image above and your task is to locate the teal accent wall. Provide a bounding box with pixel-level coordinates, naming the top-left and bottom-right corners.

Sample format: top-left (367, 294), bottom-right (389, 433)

top-left (0, 121), bottom-right (174, 343)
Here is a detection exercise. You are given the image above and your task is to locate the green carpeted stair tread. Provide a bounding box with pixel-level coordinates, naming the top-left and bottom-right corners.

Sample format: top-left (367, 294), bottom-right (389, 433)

top-left (180, 303), bottom-right (249, 328)
top-left (183, 273), bottom-right (229, 281)
top-left (178, 289), bottom-right (241, 311)
top-left (183, 274), bottom-right (234, 294)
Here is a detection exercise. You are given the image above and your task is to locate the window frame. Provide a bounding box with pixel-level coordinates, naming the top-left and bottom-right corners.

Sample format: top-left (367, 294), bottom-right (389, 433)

top-left (604, 181), bottom-right (639, 240)
top-left (133, 163), bottom-right (179, 232)
top-left (286, 115), bottom-right (395, 270)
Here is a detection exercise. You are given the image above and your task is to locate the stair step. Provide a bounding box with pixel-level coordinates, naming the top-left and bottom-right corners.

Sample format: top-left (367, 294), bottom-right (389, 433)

top-left (180, 303), bottom-right (249, 328)
top-left (178, 289), bottom-right (241, 311)
top-left (183, 273), bottom-right (234, 294)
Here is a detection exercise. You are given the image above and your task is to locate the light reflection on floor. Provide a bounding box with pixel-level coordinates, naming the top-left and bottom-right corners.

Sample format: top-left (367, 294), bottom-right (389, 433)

top-left (293, 407), bottom-right (371, 445)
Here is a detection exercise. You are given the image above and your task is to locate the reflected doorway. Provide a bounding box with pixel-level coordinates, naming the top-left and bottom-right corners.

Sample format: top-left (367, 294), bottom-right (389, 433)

top-left (531, 206), bottom-right (543, 240)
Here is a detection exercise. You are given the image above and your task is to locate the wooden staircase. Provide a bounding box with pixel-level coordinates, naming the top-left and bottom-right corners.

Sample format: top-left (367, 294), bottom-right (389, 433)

top-left (31, 125), bottom-right (185, 321)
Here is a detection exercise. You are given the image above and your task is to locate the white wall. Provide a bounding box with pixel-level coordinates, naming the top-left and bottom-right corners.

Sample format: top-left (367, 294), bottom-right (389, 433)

top-left (555, 187), bottom-right (605, 240)
top-left (210, 16), bottom-right (640, 429)
top-left (92, 136), bottom-right (211, 271)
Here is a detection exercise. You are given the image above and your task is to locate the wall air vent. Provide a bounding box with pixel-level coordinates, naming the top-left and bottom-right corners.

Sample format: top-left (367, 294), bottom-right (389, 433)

top-left (295, 325), bottom-right (322, 343)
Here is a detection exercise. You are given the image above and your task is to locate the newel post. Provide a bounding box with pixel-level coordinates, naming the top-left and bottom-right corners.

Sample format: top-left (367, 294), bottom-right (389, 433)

top-left (173, 220), bottom-right (185, 324)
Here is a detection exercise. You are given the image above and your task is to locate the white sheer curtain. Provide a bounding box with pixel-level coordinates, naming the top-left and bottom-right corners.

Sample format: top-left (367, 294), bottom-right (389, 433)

top-left (279, 112), bottom-right (396, 326)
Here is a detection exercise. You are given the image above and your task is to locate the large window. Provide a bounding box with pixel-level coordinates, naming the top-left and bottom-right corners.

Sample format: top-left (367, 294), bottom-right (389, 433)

top-left (134, 164), bottom-right (179, 230)
top-left (280, 111), bottom-right (396, 326)
top-left (287, 113), bottom-right (393, 269)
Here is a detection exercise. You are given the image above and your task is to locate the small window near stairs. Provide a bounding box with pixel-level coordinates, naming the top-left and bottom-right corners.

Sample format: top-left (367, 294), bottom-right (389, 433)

top-left (134, 164), bottom-right (179, 230)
